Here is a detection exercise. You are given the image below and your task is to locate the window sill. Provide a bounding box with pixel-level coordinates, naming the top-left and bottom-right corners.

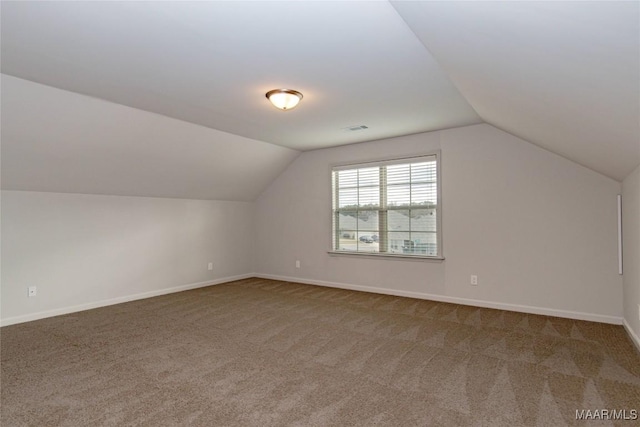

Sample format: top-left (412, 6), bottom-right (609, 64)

top-left (328, 251), bottom-right (445, 262)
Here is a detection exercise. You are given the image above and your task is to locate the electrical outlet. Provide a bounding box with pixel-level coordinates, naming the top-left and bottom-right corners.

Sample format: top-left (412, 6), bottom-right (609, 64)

top-left (28, 286), bottom-right (37, 297)
top-left (470, 275), bottom-right (478, 286)
top-left (295, 260), bottom-right (300, 269)
top-left (208, 262), bottom-right (213, 271)
top-left (638, 304), bottom-right (640, 321)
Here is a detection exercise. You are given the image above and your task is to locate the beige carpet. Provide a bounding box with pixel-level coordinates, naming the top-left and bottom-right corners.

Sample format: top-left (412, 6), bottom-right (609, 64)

top-left (2, 278), bottom-right (639, 426)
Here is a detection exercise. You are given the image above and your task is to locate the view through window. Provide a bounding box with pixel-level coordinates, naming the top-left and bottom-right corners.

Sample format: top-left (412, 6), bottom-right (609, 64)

top-left (331, 154), bottom-right (440, 258)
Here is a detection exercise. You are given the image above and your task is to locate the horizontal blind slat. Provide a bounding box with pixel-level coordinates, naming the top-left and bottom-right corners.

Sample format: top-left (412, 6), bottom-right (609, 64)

top-left (332, 154), bottom-right (439, 257)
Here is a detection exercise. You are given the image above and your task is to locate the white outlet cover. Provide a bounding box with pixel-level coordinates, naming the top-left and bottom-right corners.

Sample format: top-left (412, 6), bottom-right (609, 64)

top-left (208, 262), bottom-right (213, 271)
top-left (28, 286), bottom-right (37, 297)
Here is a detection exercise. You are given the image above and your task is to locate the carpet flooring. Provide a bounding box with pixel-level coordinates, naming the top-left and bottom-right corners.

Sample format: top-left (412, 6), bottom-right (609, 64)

top-left (2, 278), bottom-right (639, 426)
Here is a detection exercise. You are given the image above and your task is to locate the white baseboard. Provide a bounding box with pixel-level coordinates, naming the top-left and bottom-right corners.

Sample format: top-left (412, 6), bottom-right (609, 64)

top-left (255, 273), bottom-right (623, 325)
top-left (0, 273), bottom-right (254, 327)
top-left (623, 319), bottom-right (640, 353)
top-left (3, 272), bottom-right (628, 332)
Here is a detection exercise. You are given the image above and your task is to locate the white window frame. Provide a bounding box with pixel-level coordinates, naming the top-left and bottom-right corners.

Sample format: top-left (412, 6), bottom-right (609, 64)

top-left (329, 152), bottom-right (443, 260)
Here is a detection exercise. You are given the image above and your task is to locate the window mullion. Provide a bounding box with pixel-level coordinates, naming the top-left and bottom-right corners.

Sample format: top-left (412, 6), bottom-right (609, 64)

top-left (379, 166), bottom-right (388, 253)
top-left (409, 165), bottom-right (413, 241)
top-left (333, 172), bottom-right (340, 251)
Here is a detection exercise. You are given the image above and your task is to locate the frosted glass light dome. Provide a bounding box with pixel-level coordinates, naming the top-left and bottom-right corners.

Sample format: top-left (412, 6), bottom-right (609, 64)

top-left (266, 89), bottom-right (303, 110)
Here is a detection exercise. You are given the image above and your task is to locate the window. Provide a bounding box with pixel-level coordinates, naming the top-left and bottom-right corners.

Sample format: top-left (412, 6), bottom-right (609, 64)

top-left (331, 154), bottom-right (441, 258)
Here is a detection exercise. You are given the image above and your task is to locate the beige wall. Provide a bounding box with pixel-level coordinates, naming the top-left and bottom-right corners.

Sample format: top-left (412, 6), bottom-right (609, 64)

top-left (1, 191), bottom-right (254, 325)
top-left (622, 165), bottom-right (640, 344)
top-left (1, 124), bottom-right (627, 326)
top-left (254, 124), bottom-right (623, 322)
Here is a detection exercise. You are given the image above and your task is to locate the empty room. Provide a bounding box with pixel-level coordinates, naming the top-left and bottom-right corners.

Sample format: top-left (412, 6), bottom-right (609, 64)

top-left (1, 1), bottom-right (639, 426)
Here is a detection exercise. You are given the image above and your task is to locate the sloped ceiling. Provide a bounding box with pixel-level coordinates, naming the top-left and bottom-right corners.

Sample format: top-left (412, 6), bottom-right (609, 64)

top-left (1, 75), bottom-right (299, 201)
top-left (391, 1), bottom-right (639, 181)
top-left (1, 1), bottom-right (638, 201)
top-left (0, 1), bottom-right (480, 150)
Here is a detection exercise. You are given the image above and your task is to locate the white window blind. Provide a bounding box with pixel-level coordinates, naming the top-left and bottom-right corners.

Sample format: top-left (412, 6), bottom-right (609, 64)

top-left (332, 154), bottom-right (441, 258)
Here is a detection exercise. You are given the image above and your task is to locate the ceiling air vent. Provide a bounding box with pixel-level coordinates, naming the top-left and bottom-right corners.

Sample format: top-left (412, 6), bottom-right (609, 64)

top-left (343, 125), bottom-right (369, 132)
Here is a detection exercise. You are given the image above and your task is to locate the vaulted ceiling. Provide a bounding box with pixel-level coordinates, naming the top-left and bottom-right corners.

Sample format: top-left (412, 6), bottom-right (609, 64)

top-left (1, 1), bottom-right (638, 199)
top-left (391, 1), bottom-right (639, 182)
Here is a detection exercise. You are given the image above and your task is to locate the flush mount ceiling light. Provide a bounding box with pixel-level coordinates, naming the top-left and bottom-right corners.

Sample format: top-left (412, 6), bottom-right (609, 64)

top-left (265, 89), bottom-right (303, 111)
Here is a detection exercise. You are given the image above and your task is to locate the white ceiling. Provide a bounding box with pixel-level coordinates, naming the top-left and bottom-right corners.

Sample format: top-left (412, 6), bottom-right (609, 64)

top-left (0, 1), bottom-right (480, 151)
top-left (391, 1), bottom-right (639, 181)
top-left (1, 0), bottom-right (638, 195)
